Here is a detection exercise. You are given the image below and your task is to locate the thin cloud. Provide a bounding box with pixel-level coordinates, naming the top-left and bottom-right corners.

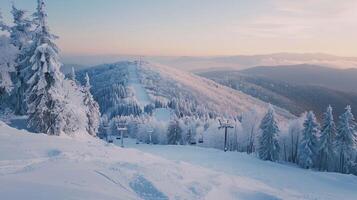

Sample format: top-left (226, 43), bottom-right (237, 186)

top-left (237, 0), bottom-right (357, 39)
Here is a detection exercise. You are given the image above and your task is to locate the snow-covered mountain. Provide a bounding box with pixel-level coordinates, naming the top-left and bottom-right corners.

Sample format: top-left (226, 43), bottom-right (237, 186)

top-left (76, 61), bottom-right (294, 121)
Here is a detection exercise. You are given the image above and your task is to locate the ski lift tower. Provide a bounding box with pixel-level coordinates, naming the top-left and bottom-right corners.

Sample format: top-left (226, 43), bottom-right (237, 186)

top-left (117, 123), bottom-right (128, 148)
top-left (218, 119), bottom-right (234, 152)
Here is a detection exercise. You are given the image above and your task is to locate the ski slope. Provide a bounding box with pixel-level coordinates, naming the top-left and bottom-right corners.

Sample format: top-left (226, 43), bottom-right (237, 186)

top-left (1, 122), bottom-right (357, 200)
top-left (127, 63), bottom-right (173, 122)
top-left (127, 64), bottom-right (151, 108)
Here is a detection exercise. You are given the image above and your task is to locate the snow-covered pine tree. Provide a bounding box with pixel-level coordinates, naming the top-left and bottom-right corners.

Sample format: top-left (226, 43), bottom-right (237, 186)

top-left (0, 13), bottom-right (12, 96)
top-left (82, 73), bottom-right (100, 136)
top-left (336, 106), bottom-right (357, 174)
top-left (0, 11), bottom-right (9, 32)
top-left (0, 36), bottom-right (17, 95)
top-left (26, 0), bottom-right (76, 135)
top-left (318, 106), bottom-right (336, 171)
top-left (258, 105), bottom-right (280, 161)
top-left (10, 5), bottom-right (33, 50)
top-left (167, 118), bottom-right (183, 145)
top-left (10, 5), bottom-right (34, 114)
top-left (298, 111), bottom-right (319, 169)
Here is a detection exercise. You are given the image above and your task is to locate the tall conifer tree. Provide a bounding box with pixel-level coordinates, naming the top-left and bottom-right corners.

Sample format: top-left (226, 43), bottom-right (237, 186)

top-left (318, 106), bottom-right (336, 171)
top-left (26, 0), bottom-right (73, 135)
top-left (82, 73), bottom-right (100, 136)
top-left (258, 105), bottom-right (280, 161)
top-left (298, 111), bottom-right (319, 169)
top-left (336, 106), bottom-right (357, 173)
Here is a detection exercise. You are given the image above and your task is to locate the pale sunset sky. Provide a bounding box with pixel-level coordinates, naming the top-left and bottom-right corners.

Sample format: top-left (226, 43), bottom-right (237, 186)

top-left (1, 0), bottom-right (356, 57)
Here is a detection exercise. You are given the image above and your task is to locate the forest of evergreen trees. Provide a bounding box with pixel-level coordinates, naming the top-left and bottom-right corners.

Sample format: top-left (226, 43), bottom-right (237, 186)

top-left (0, 0), bottom-right (100, 136)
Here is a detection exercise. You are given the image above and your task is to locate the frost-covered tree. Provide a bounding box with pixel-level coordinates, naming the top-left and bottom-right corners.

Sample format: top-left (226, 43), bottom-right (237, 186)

top-left (9, 5), bottom-right (34, 114)
top-left (0, 13), bottom-right (15, 96)
top-left (26, 0), bottom-right (76, 135)
top-left (298, 111), bottom-right (319, 169)
top-left (228, 119), bottom-right (240, 151)
top-left (258, 105), bottom-right (280, 161)
top-left (318, 106), bottom-right (336, 171)
top-left (181, 117), bottom-right (199, 145)
top-left (240, 108), bottom-right (262, 153)
top-left (82, 73), bottom-right (100, 136)
top-left (0, 36), bottom-right (17, 95)
top-left (284, 116), bottom-right (304, 163)
top-left (336, 106), bottom-right (357, 174)
top-left (167, 118), bottom-right (183, 145)
top-left (10, 5), bottom-right (33, 50)
top-left (0, 11), bottom-right (9, 32)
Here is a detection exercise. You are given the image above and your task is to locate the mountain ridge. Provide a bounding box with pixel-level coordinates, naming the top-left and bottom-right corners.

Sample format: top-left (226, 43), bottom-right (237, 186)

top-left (240, 64), bottom-right (357, 93)
top-left (76, 61), bottom-right (295, 121)
top-left (199, 65), bottom-right (357, 120)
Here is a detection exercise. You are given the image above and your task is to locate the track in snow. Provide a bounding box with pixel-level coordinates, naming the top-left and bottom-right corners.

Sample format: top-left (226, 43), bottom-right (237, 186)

top-left (123, 139), bottom-right (357, 200)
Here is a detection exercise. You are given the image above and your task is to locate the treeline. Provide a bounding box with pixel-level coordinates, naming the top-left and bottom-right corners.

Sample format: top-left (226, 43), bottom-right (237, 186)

top-left (102, 104), bottom-right (357, 176)
top-left (252, 105), bottom-right (357, 175)
top-left (103, 114), bottom-right (208, 146)
top-left (0, 1), bottom-right (100, 136)
top-left (285, 106), bottom-right (357, 174)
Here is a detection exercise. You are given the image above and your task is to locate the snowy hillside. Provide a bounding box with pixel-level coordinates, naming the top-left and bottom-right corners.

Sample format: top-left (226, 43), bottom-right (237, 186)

top-left (1, 122), bottom-right (357, 200)
top-left (77, 61), bottom-right (293, 121)
top-left (199, 69), bottom-right (357, 120)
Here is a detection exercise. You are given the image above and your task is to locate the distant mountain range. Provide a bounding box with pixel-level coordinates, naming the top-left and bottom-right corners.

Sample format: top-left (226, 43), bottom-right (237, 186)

top-left (62, 53), bottom-right (357, 73)
top-left (148, 53), bottom-right (357, 72)
top-left (199, 64), bottom-right (357, 120)
top-left (240, 64), bottom-right (357, 93)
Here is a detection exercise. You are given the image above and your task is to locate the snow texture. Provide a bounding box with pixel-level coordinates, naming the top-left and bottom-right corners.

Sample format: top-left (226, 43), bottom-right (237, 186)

top-left (1, 122), bottom-right (357, 200)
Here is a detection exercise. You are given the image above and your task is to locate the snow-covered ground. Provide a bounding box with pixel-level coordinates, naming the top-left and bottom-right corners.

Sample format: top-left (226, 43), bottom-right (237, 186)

top-left (1, 122), bottom-right (357, 200)
top-left (125, 140), bottom-right (357, 200)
